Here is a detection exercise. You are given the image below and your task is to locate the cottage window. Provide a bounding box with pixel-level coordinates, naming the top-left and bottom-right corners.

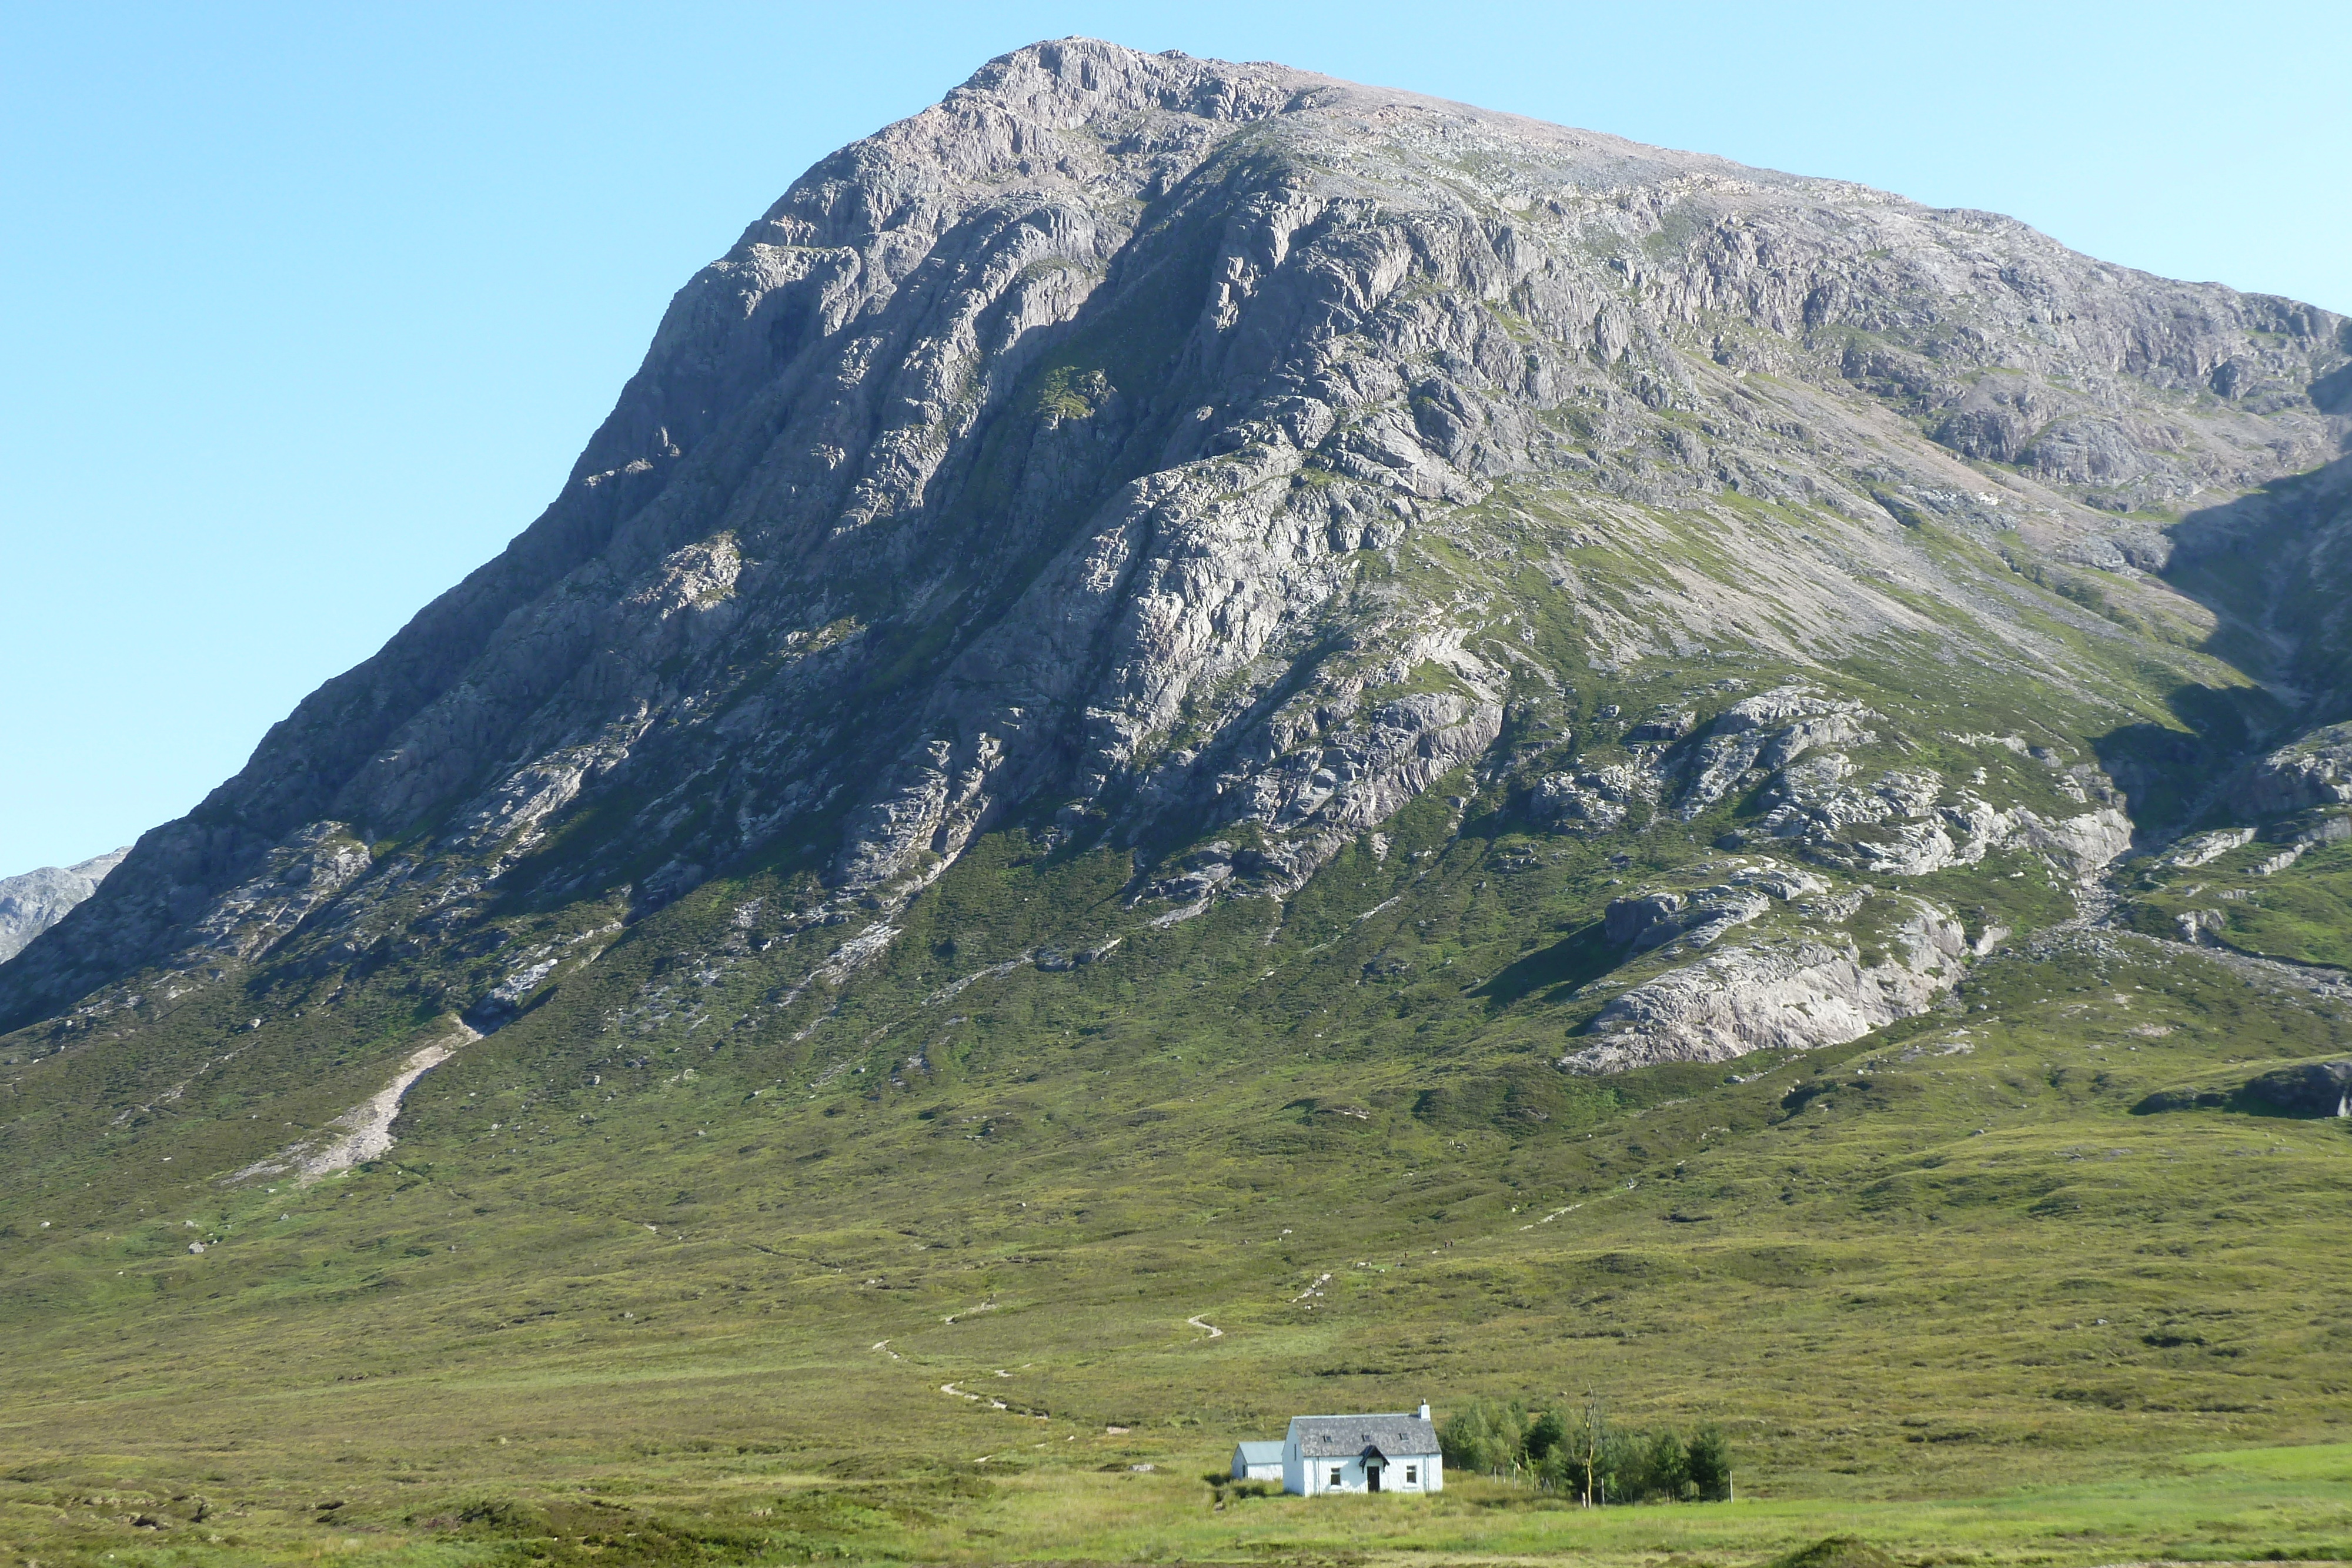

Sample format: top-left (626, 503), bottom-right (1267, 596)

top-left (1329, 1467), bottom-right (1344, 1487)
top-left (1405, 1465), bottom-right (1418, 1484)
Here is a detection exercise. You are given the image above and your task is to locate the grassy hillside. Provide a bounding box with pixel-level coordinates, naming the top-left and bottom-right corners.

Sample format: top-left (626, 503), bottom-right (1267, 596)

top-left (2125, 821), bottom-right (2352, 971)
top-left (5, 793), bottom-right (2351, 1564)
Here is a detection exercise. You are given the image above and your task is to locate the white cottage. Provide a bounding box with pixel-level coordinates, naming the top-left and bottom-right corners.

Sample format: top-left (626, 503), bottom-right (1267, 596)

top-left (1231, 1440), bottom-right (1284, 1482)
top-left (1280, 1404), bottom-right (1443, 1495)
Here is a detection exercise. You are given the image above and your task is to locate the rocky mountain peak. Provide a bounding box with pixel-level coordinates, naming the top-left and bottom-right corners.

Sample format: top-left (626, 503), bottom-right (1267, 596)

top-left (4, 41), bottom-right (2347, 1074)
top-left (946, 37), bottom-right (1311, 129)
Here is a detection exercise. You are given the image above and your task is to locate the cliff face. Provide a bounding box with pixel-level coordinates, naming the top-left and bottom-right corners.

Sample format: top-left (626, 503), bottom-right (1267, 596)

top-left (5, 39), bottom-right (2348, 1069)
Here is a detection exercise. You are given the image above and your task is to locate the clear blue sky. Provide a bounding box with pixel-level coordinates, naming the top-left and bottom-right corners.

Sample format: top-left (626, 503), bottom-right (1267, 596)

top-left (4, 1), bottom-right (2346, 875)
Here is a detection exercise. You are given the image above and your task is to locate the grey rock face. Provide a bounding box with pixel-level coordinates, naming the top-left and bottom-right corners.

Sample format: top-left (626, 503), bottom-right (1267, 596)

top-left (1565, 898), bottom-right (1969, 1074)
top-left (2176, 908), bottom-right (2230, 947)
top-left (1678, 685), bottom-right (1873, 818)
top-left (180, 824), bottom-right (373, 964)
top-left (2242, 723), bottom-right (2352, 816)
top-left (0, 848), bottom-right (129, 964)
top-left (2010, 807), bottom-right (2136, 879)
top-left (1602, 862), bottom-right (1820, 953)
top-left (2170, 459), bottom-right (2352, 719)
top-left (1625, 708), bottom-right (1698, 744)
top-left (1750, 747), bottom-right (2132, 882)
top-left (1605, 891), bottom-right (1690, 948)
top-left (1531, 766), bottom-right (1642, 831)
top-left (2164, 827), bottom-right (2257, 868)
top-left (4, 37), bottom-right (2347, 1040)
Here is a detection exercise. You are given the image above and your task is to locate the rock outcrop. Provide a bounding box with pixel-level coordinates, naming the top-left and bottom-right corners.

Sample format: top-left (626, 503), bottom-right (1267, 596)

top-left (2133, 1060), bottom-right (2352, 1118)
top-left (1678, 686), bottom-right (1873, 818)
top-left (2243, 723), bottom-right (2352, 816)
top-left (2240, 1060), bottom-right (2352, 1118)
top-left (1565, 898), bottom-right (1969, 1074)
top-left (1602, 862), bottom-right (1823, 952)
top-left (1531, 766), bottom-right (1644, 833)
top-left (2163, 827), bottom-right (2256, 868)
top-left (1753, 749), bottom-right (2132, 882)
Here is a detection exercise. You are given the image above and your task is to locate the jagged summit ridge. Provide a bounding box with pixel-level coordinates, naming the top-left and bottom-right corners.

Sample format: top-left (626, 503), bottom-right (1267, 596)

top-left (4, 37), bottom-right (2346, 1053)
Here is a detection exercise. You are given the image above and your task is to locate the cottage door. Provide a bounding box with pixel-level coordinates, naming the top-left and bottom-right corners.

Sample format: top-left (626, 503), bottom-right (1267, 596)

top-left (1367, 1462), bottom-right (1382, 1493)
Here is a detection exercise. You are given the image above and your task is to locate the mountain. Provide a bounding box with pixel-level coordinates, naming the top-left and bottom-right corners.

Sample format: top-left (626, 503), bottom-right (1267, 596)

top-left (6, 37), bottom-right (2347, 1048)
top-left (4, 40), bottom-right (2350, 1564)
top-left (0, 847), bottom-right (128, 964)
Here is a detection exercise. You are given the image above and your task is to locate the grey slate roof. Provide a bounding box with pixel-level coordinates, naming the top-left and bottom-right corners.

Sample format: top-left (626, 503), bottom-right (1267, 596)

top-left (1288, 1414), bottom-right (1439, 1458)
top-left (1234, 1440), bottom-right (1285, 1463)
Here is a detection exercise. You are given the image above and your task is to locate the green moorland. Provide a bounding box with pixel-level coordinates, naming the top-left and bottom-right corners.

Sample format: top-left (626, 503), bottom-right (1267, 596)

top-left (5, 800), bottom-right (2352, 1564)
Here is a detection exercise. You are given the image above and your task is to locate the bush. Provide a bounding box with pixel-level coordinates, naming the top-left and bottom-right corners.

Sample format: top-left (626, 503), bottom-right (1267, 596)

top-left (1769, 1537), bottom-right (1899, 1568)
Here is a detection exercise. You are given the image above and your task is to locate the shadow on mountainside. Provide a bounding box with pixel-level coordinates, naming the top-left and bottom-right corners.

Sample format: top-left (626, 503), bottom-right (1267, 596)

top-left (1471, 921), bottom-right (1615, 1009)
top-left (2164, 449), bottom-right (2352, 706)
top-left (2092, 685), bottom-right (2281, 840)
top-left (2089, 445), bottom-right (2352, 839)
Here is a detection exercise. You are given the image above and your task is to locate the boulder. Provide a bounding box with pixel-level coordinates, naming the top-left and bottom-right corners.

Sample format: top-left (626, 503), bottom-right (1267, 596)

top-left (2239, 1061), bottom-right (2352, 1118)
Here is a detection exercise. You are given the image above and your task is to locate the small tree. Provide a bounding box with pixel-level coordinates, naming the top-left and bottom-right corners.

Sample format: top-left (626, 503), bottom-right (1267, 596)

top-left (1646, 1429), bottom-right (1690, 1502)
top-left (1436, 1402), bottom-right (1491, 1475)
top-left (1569, 1394), bottom-right (1609, 1506)
top-left (1525, 1408), bottom-right (1566, 1465)
top-left (1599, 1426), bottom-right (1648, 1501)
top-left (1686, 1424), bottom-right (1731, 1501)
top-left (1443, 1397), bottom-right (1728, 1505)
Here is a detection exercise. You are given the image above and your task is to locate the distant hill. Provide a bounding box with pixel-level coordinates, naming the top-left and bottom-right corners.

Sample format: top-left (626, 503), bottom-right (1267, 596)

top-left (0, 846), bottom-right (127, 963)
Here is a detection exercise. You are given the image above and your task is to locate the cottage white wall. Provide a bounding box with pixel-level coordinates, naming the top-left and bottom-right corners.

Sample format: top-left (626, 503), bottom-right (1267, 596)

top-left (1281, 1446), bottom-right (1444, 1495)
top-left (1326, 1456), bottom-right (1368, 1493)
top-left (1233, 1445), bottom-right (1284, 1482)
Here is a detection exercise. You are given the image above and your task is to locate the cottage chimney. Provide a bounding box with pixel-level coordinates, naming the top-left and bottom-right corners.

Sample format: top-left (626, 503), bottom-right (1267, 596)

top-left (1417, 1401), bottom-right (1431, 1422)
